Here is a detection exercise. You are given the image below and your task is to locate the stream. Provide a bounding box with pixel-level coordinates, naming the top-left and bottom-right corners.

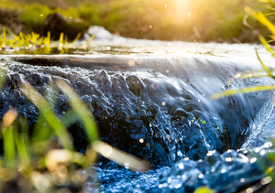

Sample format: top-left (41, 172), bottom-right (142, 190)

top-left (1, 26), bottom-right (275, 192)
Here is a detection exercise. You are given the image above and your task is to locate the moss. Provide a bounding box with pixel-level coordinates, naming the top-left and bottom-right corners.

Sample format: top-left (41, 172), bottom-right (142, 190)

top-left (0, 0), bottom-right (273, 42)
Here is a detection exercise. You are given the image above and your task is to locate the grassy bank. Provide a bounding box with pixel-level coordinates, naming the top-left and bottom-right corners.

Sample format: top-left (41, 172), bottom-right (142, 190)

top-left (0, 0), bottom-right (273, 43)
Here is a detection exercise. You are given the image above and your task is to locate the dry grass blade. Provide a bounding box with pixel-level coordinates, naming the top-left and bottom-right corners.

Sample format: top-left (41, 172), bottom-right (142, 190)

top-left (19, 81), bottom-right (73, 151)
top-left (56, 79), bottom-right (98, 144)
top-left (93, 141), bottom-right (151, 172)
top-left (211, 85), bottom-right (275, 100)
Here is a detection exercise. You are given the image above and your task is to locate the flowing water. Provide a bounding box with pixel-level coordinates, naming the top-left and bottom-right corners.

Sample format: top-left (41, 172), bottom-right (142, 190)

top-left (1, 26), bottom-right (275, 192)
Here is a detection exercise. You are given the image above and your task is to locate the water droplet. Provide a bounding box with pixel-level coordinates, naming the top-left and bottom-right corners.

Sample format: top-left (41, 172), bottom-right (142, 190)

top-left (166, 69), bottom-right (169, 74)
top-left (124, 163), bottom-right (129, 169)
top-left (139, 138), bottom-right (144, 143)
top-left (240, 178), bottom-right (245, 183)
top-left (225, 157), bottom-right (232, 162)
top-left (250, 157), bottom-right (257, 163)
top-left (178, 162), bottom-right (184, 169)
top-left (199, 174), bottom-right (204, 178)
top-left (162, 101), bottom-right (166, 106)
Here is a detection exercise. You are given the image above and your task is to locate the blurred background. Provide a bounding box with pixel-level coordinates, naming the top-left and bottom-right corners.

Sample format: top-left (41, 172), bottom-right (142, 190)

top-left (0, 0), bottom-right (271, 43)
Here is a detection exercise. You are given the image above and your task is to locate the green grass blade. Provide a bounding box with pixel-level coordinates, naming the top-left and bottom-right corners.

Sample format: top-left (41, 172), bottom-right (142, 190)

top-left (2, 27), bottom-right (6, 47)
top-left (259, 35), bottom-right (275, 58)
top-left (211, 85), bottom-right (275, 100)
top-left (250, 10), bottom-right (275, 35)
top-left (20, 81), bottom-right (73, 151)
top-left (56, 79), bottom-right (98, 144)
top-left (264, 5), bottom-right (275, 12)
top-left (3, 125), bottom-right (16, 167)
top-left (15, 118), bottom-right (31, 169)
top-left (2, 108), bottom-right (18, 167)
top-left (71, 32), bottom-right (81, 45)
top-left (59, 32), bottom-right (64, 50)
top-left (255, 48), bottom-right (275, 78)
top-left (86, 35), bottom-right (94, 48)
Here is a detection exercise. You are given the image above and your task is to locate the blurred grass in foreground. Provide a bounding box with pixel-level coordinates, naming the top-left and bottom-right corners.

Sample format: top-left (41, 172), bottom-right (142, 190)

top-left (211, 0), bottom-right (275, 100)
top-left (0, 70), bottom-right (150, 192)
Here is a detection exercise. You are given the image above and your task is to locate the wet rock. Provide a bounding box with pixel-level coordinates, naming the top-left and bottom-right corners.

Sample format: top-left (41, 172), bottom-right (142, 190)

top-left (44, 13), bottom-right (90, 40)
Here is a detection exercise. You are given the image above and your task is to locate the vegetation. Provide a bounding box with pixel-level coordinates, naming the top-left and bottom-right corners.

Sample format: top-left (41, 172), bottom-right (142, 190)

top-left (0, 0), bottom-right (273, 42)
top-left (211, 0), bottom-right (275, 99)
top-left (0, 66), bottom-right (149, 192)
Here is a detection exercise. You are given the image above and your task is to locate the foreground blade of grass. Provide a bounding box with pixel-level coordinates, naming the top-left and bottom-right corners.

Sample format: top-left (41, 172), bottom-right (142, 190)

top-left (2, 109), bottom-right (18, 167)
top-left (259, 35), bottom-right (275, 58)
top-left (226, 69), bottom-right (274, 85)
top-left (20, 81), bottom-right (73, 151)
top-left (56, 79), bottom-right (150, 171)
top-left (71, 32), bottom-right (81, 45)
top-left (250, 10), bottom-right (275, 35)
top-left (86, 35), bottom-right (94, 48)
top-left (56, 79), bottom-right (98, 143)
top-left (17, 116), bottom-right (31, 168)
top-left (211, 85), bottom-right (275, 100)
top-left (0, 69), bottom-right (6, 91)
top-left (93, 141), bottom-right (150, 172)
top-left (255, 48), bottom-right (275, 78)
top-left (2, 27), bottom-right (6, 47)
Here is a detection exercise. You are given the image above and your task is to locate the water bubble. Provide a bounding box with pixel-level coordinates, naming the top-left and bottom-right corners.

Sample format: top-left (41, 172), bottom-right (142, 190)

top-left (221, 169), bottom-right (226, 173)
top-left (166, 69), bottom-right (169, 74)
top-left (162, 101), bottom-right (166, 106)
top-left (199, 174), bottom-right (204, 178)
top-left (240, 178), bottom-right (245, 183)
top-left (139, 138), bottom-right (144, 143)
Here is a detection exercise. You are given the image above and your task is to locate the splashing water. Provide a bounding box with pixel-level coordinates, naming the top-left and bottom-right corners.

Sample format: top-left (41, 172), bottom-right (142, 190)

top-left (1, 31), bottom-right (275, 192)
